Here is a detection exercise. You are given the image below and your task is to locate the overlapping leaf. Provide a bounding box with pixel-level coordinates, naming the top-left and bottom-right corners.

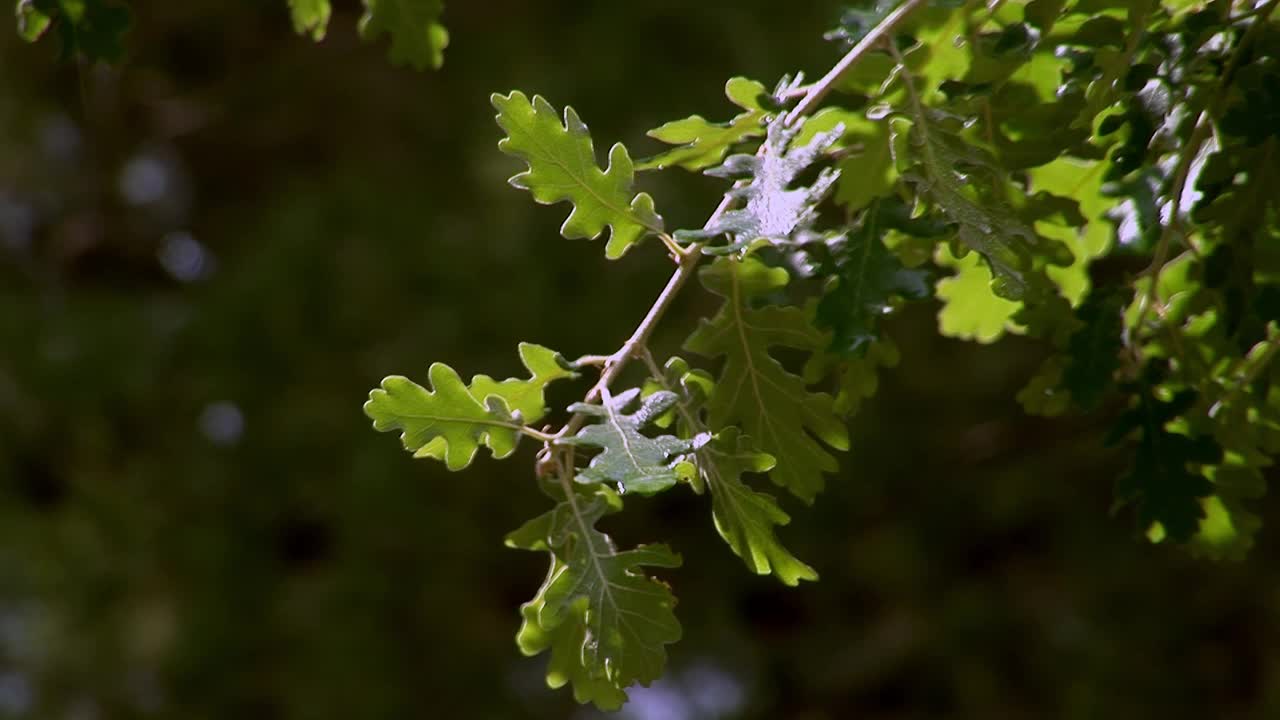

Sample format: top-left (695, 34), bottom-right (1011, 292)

top-left (638, 77), bottom-right (769, 171)
top-left (492, 92), bottom-right (664, 259)
top-left (1108, 381), bottom-right (1223, 542)
top-left (816, 197), bottom-right (937, 355)
top-left (685, 256), bottom-right (849, 502)
top-left (358, 0), bottom-right (448, 70)
top-left (1061, 285), bottom-right (1130, 410)
top-left (466, 342), bottom-right (577, 425)
top-left (899, 100), bottom-right (1072, 300)
top-left (643, 358), bottom-right (817, 583)
top-left (564, 389), bottom-right (697, 495)
top-left (700, 429), bottom-right (817, 585)
top-left (676, 115), bottom-right (843, 254)
top-left (506, 488), bottom-right (682, 699)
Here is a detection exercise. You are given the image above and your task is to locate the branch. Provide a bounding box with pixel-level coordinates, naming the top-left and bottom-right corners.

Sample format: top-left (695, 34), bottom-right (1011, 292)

top-left (545, 0), bottom-right (929, 451)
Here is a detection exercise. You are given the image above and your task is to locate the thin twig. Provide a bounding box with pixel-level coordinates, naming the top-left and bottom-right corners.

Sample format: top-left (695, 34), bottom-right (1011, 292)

top-left (545, 0), bottom-right (929, 452)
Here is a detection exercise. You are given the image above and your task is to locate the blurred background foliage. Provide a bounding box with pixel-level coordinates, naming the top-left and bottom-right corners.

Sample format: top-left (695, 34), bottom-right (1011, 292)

top-left (3, 2), bottom-right (1280, 718)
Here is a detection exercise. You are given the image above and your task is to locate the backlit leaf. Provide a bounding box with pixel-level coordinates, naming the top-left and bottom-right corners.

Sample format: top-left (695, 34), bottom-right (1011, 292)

top-left (364, 363), bottom-right (525, 471)
top-left (359, 0), bottom-right (448, 70)
top-left (493, 91), bottom-right (665, 259)
top-left (638, 77), bottom-right (769, 171)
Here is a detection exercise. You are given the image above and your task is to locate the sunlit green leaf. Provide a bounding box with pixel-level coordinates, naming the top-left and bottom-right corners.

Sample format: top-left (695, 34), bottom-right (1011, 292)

top-left (638, 77), bottom-right (769, 171)
top-left (365, 363), bottom-right (527, 470)
top-left (493, 91), bottom-right (664, 259)
top-left (359, 0), bottom-right (448, 70)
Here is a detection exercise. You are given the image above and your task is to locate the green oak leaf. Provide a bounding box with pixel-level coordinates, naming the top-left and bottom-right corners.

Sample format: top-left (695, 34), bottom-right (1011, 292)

top-left (288, 0), bottom-right (331, 40)
top-left (638, 77), bottom-right (769, 171)
top-left (358, 0), bottom-right (448, 70)
top-left (700, 428), bottom-right (817, 585)
top-left (564, 389), bottom-right (698, 495)
top-left (507, 488), bottom-right (682, 694)
top-left (364, 363), bottom-right (526, 471)
top-left (642, 358), bottom-right (817, 583)
top-left (492, 91), bottom-right (664, 259)
top-left (817, 198), bottom-right (936, 355)
top-left (685, 256), bottom-right (849, 502)
top-left (467, 342), bottom-right (577, 425)
top-left (1108, 384), bottom-right (1223, 542)
top-left (899, 103), bottom-right (1072, 300)
top-left (676, 114), bottom-right (843, 254)
top-left (514, 580), bottom-right (628, 710)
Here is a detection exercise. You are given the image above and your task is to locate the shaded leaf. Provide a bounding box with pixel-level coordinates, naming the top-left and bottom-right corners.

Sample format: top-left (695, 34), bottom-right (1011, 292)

top-left (507, 489), bottom-right (682, 693)
top-left (19, 0), bottom-right (130, 61)
top-left (1062, 285), bottom-right (1131, 410)
top-left (700, 428), bottom-right (817, 585)
top-left (1110, 385), bottom-right (1222, 542)
top-left (493, 91), bottom-right (664, 259)
top-left (817, 198), bottom-right (936, 355)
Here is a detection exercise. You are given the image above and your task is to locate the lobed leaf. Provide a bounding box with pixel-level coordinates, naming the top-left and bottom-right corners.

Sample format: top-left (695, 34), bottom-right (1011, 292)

top-left (816, 197), bottom-right (937, 355)
top-left (364, 344), bottom-right (574, 470)
top-left (899, 102), bottom-right (1073, 300)
top-left (700, 428), bottom-right (817, 585)
top-left (685, 256), bottom-right (849, 502)
top-left (676, 114), bottom-right (843, 254)
top-left (564, 389), bottom-right (698, 495)
top-left (638, 77), bottom-right (770, 171)
top-left (492, 91), bottom-right (664, 259)
top-left (364, 363), bottom-right (524, 470)
top-left (1109, 383), bottom-right (1223, 542)
top-left (507, 488), bottom-right (682, 700)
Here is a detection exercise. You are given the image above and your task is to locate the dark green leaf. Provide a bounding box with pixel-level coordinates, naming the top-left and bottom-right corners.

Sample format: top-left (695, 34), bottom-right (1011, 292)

top-left (685, 256), bottom-right (849, 502)
top-left (565, 389), bottom-right (698, 495)
top-left (816, 198), bottom-right (935, 355)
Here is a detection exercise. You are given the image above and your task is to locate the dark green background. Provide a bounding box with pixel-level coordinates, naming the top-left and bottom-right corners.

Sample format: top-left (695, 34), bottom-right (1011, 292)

top-left (2, 2), bottom-right (1278, 718)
